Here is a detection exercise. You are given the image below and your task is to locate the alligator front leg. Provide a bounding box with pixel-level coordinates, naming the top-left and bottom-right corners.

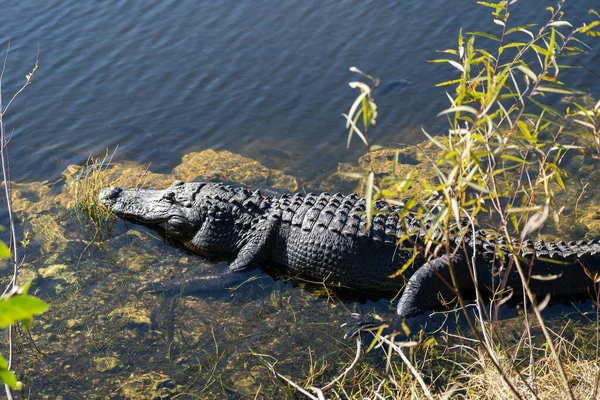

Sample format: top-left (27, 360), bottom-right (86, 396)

top-left (229, 219), bottom-right (277, 272)
top-left (147, 220), bottom-right (277, 296)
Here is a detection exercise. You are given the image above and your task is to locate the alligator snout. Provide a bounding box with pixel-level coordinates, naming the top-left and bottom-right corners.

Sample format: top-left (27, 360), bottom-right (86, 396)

top-left (99, 186), bottom-right (123, 206)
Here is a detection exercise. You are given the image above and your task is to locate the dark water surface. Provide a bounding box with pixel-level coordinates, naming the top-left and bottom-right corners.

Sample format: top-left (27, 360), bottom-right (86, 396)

top-left (1, 0), bottom-right (598, 184)
top-left (1, 1), bottom-right (600, 398)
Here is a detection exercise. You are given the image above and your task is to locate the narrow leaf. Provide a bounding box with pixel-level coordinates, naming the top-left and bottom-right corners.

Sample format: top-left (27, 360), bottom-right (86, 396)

top-left (516, 65), bottom-right (538, 81)
top-left (437, 105), bottom-right (479, 117)
top-left (535, 85), bottom-right (586, 95)
top-left (447, 60), bottom-right (465, 72)
top-left (467, 31), bottom-right (501, 41)
top-left (530, 273), bottom-right (563, 281)
top-left (579, 20), bottom-right (599, 34)
top-left (505, 24), bottom-right (537, 35)
top-left (389, 250), bottom-right (419, 278)
top-left (365, 172), bottom-right (374, 229)
top-left (548, 21), bottom-right (572, 27)
top-left (0, 242), bottom-right (10, 258)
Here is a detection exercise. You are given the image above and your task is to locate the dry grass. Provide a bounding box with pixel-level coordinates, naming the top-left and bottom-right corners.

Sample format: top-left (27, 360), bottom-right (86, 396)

top-left (265, 310), bottom-right (600, 400)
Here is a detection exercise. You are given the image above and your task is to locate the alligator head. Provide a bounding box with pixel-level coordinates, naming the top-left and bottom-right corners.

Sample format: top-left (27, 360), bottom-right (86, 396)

top-left (99, 180), bottom-right (206, 239)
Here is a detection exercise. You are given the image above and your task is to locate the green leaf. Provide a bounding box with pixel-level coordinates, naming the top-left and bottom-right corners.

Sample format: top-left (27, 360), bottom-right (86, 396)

top-left (501, 154), bottom-right (532, 164)
top-left (531, 44), bottom-right (549, 56)
top-left (389, 250), bottom-right (419, 278)
top-left (500, 42), bottom-right (528, 50)
top-left (534, 85), bottom-right (586, 95)
top-left (544, 27), bottom-right (556, 69)
top-left (0, 356), bottom-right (19, 389)
top-left (0, 241), bottom-right (10, 258)
top-left (0, 294), bottom-right (48, 329)
top-left (579, 20), bottom-right (599, 35)
top-left (516, 64), bottom-right (538, 81)
top-left (476, 1), bottom-right (503, 8)
top-left (365, 172), bottom-right (375, 229)
top-left (516, 120), bottom-right (535, 142)
top-left (467, 31), bottom-right (500, 42)
top-left (505, 24), bottom-right (538, 35)
top-left (437, 105), bottom-right (479, 117)
top-left (435, 79), bottom-right (461, 87)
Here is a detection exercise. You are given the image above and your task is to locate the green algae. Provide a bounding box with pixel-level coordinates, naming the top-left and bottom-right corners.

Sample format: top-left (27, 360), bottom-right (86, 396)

top-left (93, 356), bottom-right (119, 373)
top-left (37, 264), bottom-right (76, 284)
top-left (109, 306), bottom-right (152, 328)
top-left (120, 372), bottom-right (179, 399)
top-left (173, 149), bottom-right (298, 192)
top-left (320, 139), bottom-right (445, 198)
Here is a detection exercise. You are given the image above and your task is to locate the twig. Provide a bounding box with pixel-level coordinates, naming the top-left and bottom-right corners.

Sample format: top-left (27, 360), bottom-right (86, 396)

top-left (266, 361), bottom-right (319, 400)
top-left (374, 334), bottom-right (435, 400)
top-left (315, 337), bottom-right (362, 394)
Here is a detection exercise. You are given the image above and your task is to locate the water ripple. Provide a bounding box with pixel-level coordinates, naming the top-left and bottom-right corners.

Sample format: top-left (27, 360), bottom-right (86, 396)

top-left (0, 0), bottom-right (597, 182)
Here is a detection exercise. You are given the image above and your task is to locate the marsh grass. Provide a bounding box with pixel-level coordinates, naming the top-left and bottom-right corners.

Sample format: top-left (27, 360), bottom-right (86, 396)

top-left (266, 309), bottom-right (600, 399)
top-left (68, 149), bottom-right (119, 238)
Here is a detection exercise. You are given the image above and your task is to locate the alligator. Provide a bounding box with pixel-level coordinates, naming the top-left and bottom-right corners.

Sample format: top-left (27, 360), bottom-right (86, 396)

top-left (99, 180), bottom-right (600, 335)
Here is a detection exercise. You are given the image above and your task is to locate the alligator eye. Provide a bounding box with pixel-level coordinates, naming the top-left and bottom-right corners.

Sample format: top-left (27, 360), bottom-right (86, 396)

top-left (163, 191), bottom-right (176, 203)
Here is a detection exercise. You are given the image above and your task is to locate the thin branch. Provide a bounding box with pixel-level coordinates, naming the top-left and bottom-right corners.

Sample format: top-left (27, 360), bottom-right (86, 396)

top-left (316, 337), bottom-right (362, 393)
top-left (375, 334), bottom-right (435, 400)
top-left (0, 41), bottom-right (39, 400)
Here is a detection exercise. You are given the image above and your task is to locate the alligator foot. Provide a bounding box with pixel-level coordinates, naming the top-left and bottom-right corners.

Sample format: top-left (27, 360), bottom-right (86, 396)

top-left (142, 271), bottom-right (254, 296)
top-left (342, 313), bottom-right (386, 338)
top-left (343, 313), bottom-right (431, 339)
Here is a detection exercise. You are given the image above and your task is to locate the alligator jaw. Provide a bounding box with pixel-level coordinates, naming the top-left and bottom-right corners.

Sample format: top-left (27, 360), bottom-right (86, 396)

top-left (99, 186), bottom-right (172, 225)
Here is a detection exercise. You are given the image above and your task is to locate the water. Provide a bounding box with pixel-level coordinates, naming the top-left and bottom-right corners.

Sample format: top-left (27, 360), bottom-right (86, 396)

top-left (0, 0), bottom-right (597, 184)
top-left (1, 1), bottom-right (600, 397)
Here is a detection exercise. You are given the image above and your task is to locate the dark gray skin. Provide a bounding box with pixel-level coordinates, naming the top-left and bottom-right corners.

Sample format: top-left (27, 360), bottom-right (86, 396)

top-left (100, 180), bottom-right (600, 335)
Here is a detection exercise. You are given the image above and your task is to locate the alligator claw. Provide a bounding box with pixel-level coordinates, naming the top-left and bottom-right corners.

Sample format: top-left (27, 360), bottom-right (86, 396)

top-left (342, 313), bottom-right (387, 338)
